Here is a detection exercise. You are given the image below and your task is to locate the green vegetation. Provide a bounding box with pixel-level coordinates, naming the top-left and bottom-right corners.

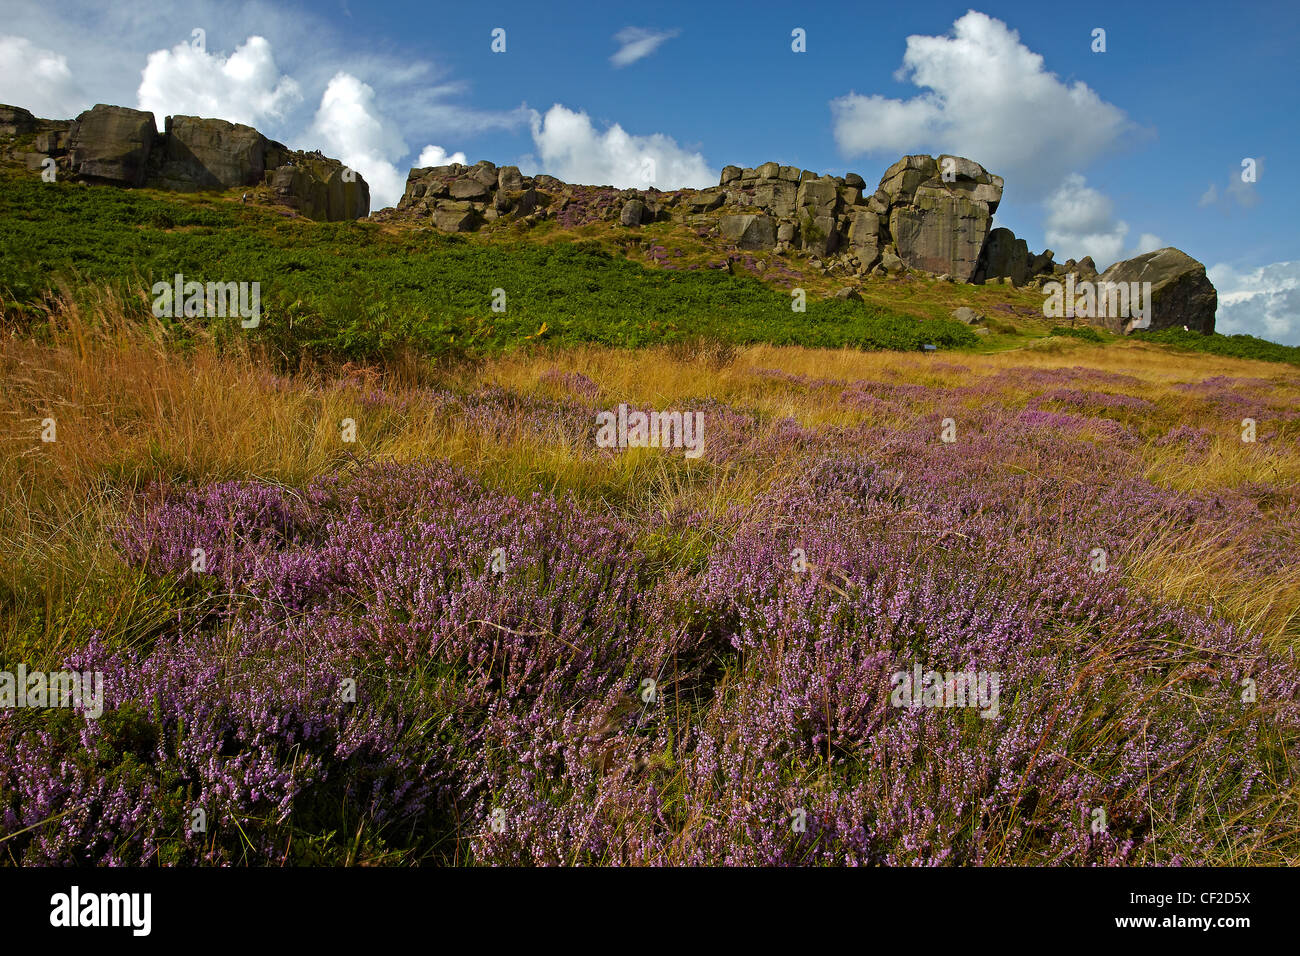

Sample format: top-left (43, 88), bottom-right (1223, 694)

top-left (1132, 327), bottom-right (1300, 367)
top-left (1049, 324), bottom-right (1106, 342)
top-left (0, 173), bottom-right (974, 361)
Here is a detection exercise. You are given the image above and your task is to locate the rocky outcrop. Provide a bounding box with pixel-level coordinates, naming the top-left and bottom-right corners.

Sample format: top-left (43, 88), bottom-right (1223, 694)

top-left (878, 155), bottom-right (1003, 281)
top-left (396, 161), bottom-right (543, 225)
top-left (386, 151), bottom-right (1009, 282)
top-left (0, 105), bottom-right (37, 137)
top-left (720, 214), bottom-right (776, 250)
top-left (68, 104), bottom-right (156, 187)
top-left (974, 227), bottom-right (1031, 286)
top-left (2, 102), bottom-right (368, 221)
top-left (266, 153), bottom-right (369, 222)
top-left (1097, 248), bottom-right (1217, 334)
top-left (150, 115), bottom-right (272, 191)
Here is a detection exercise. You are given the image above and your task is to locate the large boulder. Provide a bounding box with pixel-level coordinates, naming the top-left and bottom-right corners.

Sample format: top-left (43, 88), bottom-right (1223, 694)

top-left (67, 104), bottom-right (157, 187)
top-left (1096, 247), bottom-right (1217, 334)
top-left (0, 104), bottom-right (36, 137)
top-left (975, 227), bottom-right (1031, 285)
top-left (431, 200), bottom-right (479, 232)
top-left (720, 214), bottom-right (776, 250)
top-left (269, 155), bottom-right (369, 221)
top-left (846, 210), bottom-right (882, 268)
top-left (754, 180), bottom-right (797, 217)
top-left (879, 154), bottom-right (1002, 282)
top-left (450, 177), bottom-right (490, 200)
top-left (796, 177), bottom-right (839, 217)
top-left (497, 165), bottom-right (524, 192)
top-left (150, 115), bottom-right (269, 190)
top-left (619, 199), bottom-right (647, 226)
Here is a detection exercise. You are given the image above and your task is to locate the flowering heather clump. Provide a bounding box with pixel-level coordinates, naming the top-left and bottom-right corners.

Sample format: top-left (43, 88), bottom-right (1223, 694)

top-left (3, 348), bottom-right (1299, 866)
top-left (539, 368), bottom-right (601, 397)
top-left (1155, 424), bottom-right (1214, 453)
top-left (1029, 387), bottom-right (1157, 415)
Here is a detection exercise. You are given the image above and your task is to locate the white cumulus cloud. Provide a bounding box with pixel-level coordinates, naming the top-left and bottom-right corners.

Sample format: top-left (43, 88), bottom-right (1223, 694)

top-left (529, 104), bottom-right (714, 189)
top-left (137, 35), bottom-right (301, 127)
top-left (310, 72), bottom-right (413, 211)
top-left (1208, 260), bottom-right (1300, 345)
top-left (0, 35), bottom-right (85, 118)
top-left (830, 10), bottom-right (1132, 198)
top-left (1133, 233), bottom-right (1165, 256)
top-left (417, 144), bottom-right (468, 167)
top-left (311, 73), bottom-right (474, 211)
top-left (1042, 175), bottom-right (1168, 269)
top-left (610, 27), bottom-right (680, 68)
top-left (1043, 174), bottom-right (1129, 267)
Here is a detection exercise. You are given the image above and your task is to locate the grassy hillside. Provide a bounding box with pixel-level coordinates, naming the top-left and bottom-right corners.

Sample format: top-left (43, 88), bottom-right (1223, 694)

top-left (0, 172), bottom-right (990, 360)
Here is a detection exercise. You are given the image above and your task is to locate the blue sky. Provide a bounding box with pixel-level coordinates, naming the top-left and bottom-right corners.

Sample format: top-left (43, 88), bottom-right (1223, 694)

top-left (2, 0), bottom-right (1297, 341)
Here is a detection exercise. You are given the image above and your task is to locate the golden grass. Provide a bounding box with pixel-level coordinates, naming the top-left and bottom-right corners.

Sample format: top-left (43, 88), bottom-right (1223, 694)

top-left (3, 295), bottom-right (1299, 654)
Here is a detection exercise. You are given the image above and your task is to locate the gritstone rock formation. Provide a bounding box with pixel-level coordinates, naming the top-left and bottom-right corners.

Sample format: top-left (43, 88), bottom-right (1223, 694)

top-left (2, 103), bottom-right (369, 221)
top-left (2, 100), bottom-right (1218, 333)
top-left (382, 152), bottom-right (1217, 334)
top-left (1097, 248), bottom-right (1218, 334)
top-left (390, 152), bottom-right (1009, 281)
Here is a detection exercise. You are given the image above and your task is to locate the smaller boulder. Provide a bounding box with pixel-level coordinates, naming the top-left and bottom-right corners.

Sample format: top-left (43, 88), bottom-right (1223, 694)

top-left (619, 199), bottom-right (647, 226)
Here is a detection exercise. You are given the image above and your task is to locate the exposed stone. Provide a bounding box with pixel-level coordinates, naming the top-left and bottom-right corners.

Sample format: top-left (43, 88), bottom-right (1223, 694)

top-left (469, 162), bottom-right (498, 188)
top-left (0, 104), bottom-right (36, 136)
top-left (832, 287), bottom-right (863, 301)
top-left (880, 154), bottom-right (1002, 281)
top-left (1029, 249), bottom-right (1056, 275)
top-left (755, 161), bottom-right (780, 179)
top-left (150, 115), bottom-right (269, 190)
top-left (720, 213), bottom-right (776, 250)
top-left (844, 172), bottom-right (865, 189)
top-left (497, 165), bottom-right (523, 192)
top-left (269, 157), bottom-right (369, 221)
top-left (719, 165), bottom-right (742, 185)
top-left (619, 199), bottom-right (647, 226)
top-left (1096, 247), bottom-right (1217, 334)
top-left (67, 104), bottom-right (156, 187)
top-left (802, 213), bottom-right (839, 257)
top-left (796, 178), bottom-right (838, 216)
top-left (951, 307), bottom-right (983, 325)
top-left (975, 227), bottom-right (1031, 285)
top-left (34, 130), bottom-right (69, 155)
top-left (880, 249), bottom-right (905, 273)
top-left (450, 177), bottom-right (490, 200)
top-left (512, 188), bottom-right (539, 218)
top-left (686, 188), bottom-right (725, 213)
top-left (432, 200), bottom-right (479, 232)
top-left (754, 180), bottom-right (797, 217)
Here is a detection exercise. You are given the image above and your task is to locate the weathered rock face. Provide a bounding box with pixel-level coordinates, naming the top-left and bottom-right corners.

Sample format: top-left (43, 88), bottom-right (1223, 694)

top-left (151, 115), bottom-right (270, 190)
top-left (268, 156), bottom-right (370, 222)
top-left (1097, 248), bottom-right (1217, 334)
top-left (377, 149), bottom-right (1218, 332)
top-left (619, 199), bottom-right (647, 226)
top-left (973, 227), bottom-right (1031, 286)
top-left (68, 104), bottom-right (157, 187)
top-left (720, 214), bottom-right (776, 250)
top-left (5, 102), bottom-right (368, 220)
top-left (880, 155), bottom-right (1002, 281)
top-left (0, 105), bottom-right (36, 136)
